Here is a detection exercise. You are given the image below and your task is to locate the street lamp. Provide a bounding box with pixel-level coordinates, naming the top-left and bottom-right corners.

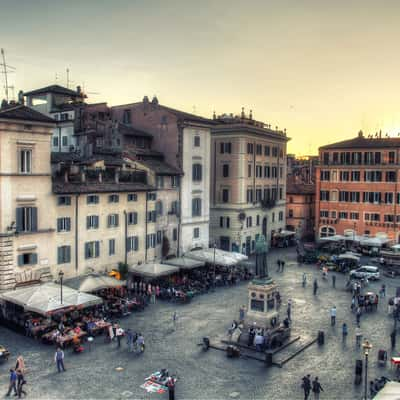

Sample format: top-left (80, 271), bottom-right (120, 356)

top-left (362, 340), bottom-right (372, 400)
top-left (213, 242), bottom-right (217, 291)
top-left (58, 270), bottom-right (64, 304)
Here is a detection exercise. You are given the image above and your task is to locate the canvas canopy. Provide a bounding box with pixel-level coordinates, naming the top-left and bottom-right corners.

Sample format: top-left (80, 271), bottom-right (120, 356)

top-left (273, 230), bottom-right (296, 238)
top-left (163, 257), bottom-right (205, 270)
top-left (337, 253), bottom-right (360, 261)
top-left (0, 282), bottom-right (102, 316)
top-left (129, 263), bottom-right (179, 278)
top-left (185, 249), bottom-right (247, 267)
top-left (64, 273), bottom-right (126, 293)
top-left (319, 235), bottom-right (346, 242)
top-left (360, 237), bottom-right (391, 247)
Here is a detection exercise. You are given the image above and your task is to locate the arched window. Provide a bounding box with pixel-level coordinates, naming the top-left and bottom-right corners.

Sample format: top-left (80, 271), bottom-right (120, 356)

top-left (320, 226), bottom-right (335, 238)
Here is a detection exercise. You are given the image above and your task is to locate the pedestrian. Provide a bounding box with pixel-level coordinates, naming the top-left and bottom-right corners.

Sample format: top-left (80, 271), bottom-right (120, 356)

top-left (302, 273), bottom-right (307, 287)
top-left (287, 300), bottom-right (292, 321)
top-left (276, 259), bottom-right (281, 272)
top-left (172, 311), bottom-right (178, 329)
top-left (355, 326), bottom-right (363, 348)
top-left (342, 323), bottom-right (348, 341)
top-left (312, 377), bottom-right (323, 400)
top-left (5, 369), bottom-right (17, 397)
top-left (391, 330), bottom-right (396, 350)
top-left (54, 348), bottom-right (65, 373)
top-left (167, 376), bottom-right (175, 400)
top-left (302, 374), bottom-right (311, 400)
top-left (332, 274), bottom-right (336, 288)
top-left (281, 260), bottom-right (285, 272)
top-left (116, 325), bottom-right (124, 348)
top-left (16, 370), bottom-right (26, 398)
top-left (380, 284), bottom-right (386, 298)
top-left (313, 279), bottom-right (318, 296)
top-left (239, 305), bottom-right (245, 322)
top-left (15, 355), bottom-right (25, 373)
top-left (330, 306), bottom-right (336, 326)
top-left (356, 307), bottom-right (362, 328)
top-left (351, 296), bottom-right (356, 312)
top-left (126, 328), bottom-right (134, 352)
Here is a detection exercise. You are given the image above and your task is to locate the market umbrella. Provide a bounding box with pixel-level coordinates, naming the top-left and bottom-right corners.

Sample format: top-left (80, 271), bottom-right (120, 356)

top-left (163, 257), bottom-right (205, 270)
top-left (65, 274), bottom-right (126, 293)
top-left (129, 263), bottom-right (179, 278)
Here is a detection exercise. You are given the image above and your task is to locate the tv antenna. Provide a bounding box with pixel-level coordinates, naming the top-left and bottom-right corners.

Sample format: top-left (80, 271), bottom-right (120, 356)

top-left (0, 48), bottom-right (16, 101)
top-left (66, 68), bottom-right (74, 88)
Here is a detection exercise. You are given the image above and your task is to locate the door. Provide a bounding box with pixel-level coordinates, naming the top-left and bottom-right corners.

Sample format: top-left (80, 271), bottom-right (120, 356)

top-left (246, 236), bottom-right (251, 256)
top-left (262, 217), bottom-right (267, 238)
top-left (220, 236), bottom-right (230, 251)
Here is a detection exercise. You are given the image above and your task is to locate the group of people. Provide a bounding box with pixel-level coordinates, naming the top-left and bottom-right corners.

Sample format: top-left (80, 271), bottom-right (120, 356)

top-left (301, 375), bottom-right (323, 400)
top-left (5, 356), bottom-right (26, 398)
top-left (276, 259), bottom-right (286, 272)
top-left (106, 322), bottom-right (145, 353)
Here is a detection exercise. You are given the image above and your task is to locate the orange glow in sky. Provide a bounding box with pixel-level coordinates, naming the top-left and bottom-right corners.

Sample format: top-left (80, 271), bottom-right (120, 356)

top-left (2, 0), bottom-right (400, 154)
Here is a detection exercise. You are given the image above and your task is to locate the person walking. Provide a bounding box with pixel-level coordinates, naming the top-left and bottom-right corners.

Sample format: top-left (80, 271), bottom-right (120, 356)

top-left (342, 323), bottom-right (348, 341)
top-left (281, 260), bottom-right (285, 272)
top-left (312, 377), bottom-right (323, 400)
top-left (116, 326), bottom-right (124, 348)
top-left (351, 296), bottom-right (356, 313)
top-left (330, 306), bottom-right (336, 326)
top-left (16, 369), bottom-right (26, 398)
top-left (287, 300), bottom-right (292, 322)
top-left (172, 311), bottom-right (178, 329)
top-left (167, 376), bottom-right (175, 400)
top-left (302, 273), bottom-right (307, 287)
top-left (355, 326), bottom-right (363, 348)
top-left (332, 274), bottom-right (336, 288)
top-left (302, 374), bottom-right (311, 400)
top-left (5, 369), bottom-right (17, 397)
top-left (391, 330), bottom-right (396, 350)
top-left (276, 259), bottom-right (281, 272)
top-left (15, 356), bottom-right (25, 374)
top-left (54, 348), bottom-right (65, 373)
top-left (356, 307), bottom-right (362, 328)
top-left (126, 329), bottom-right (134, 352)
top-left (239, 305), bottom-right (245, 322)
top-left (380, 284), bottom-right (386, 298)
top-left (313, 279), bottom-right (318, 296)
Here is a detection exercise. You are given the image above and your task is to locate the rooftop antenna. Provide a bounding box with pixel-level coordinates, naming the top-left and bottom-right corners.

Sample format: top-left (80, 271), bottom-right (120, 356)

top-left (66, 68), bottom-right (74, 88)
top-left (0, 48), bottom-right (16, 101)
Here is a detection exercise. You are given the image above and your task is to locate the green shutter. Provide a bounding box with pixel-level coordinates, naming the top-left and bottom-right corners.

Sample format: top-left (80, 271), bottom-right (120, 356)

top-left (16, 208), bottom-right (23, 232)
top-left (95, 241), bottom-right (100, 257)
top-left (30, 253), bottom-right (38, 265)
top-left (57, 247), bottom-right (62, 264)
top-left (17, 254), bottom-right (24, 266)
top-left (31, 207), bottom-right (38, 231)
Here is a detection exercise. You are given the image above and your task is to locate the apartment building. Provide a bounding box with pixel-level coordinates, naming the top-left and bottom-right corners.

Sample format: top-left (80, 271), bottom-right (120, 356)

top-left (210, 110), bottom-right (289, 254)
top-left (316, 131), bottom-right (400, 241)
top-left (112, 97), bottom-right (217, 254)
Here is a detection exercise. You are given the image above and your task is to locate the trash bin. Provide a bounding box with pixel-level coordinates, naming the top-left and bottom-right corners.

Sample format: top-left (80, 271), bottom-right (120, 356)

top-left (318, 330), bottom-right (324, 345)
top-left (202, 337), bottom-right (210, 351)
top-left (355, 359), bottom-right (363, 385)
top-left (265, 352), bottom-right (273, 367)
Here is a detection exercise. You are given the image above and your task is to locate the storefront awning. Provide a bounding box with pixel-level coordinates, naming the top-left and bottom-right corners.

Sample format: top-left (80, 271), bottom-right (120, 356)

top-left (0, 282), bottom-right (102, 316)
top-left (64, 274), bottom-right (126, 293)
top-left (163, 257), bottom-right (205, 270)
top-left (129, 263), bottom-right (179, 278)
top-left (360, 237), bottom-right (391, 247)
top-left (273, 230), bottom-right (296, 238)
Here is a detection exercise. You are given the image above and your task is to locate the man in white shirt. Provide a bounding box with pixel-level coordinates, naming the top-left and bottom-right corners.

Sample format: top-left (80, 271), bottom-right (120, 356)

top-left (116, 326), bottom-right (124, 348)
top-left (330, 306), bottom-right (337, 326)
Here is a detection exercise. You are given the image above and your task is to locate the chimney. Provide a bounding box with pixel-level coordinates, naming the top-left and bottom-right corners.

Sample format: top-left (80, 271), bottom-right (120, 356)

top-left (213, 111), bottom-right (216, 120)
top-left (358, 130), bottom-right (363, 138)
top-left (241, 107), bottom-right (245, 119)
top-left (151, 96), bottom-right (159, 106)
top-left (76, 86), bottom-right (82, 95)
top-left (143, 96), bottom-right (149, 104)
top-left (18, 90), bottom-right (24, 105)
top-left (249, 109), bottom-right (253, 120)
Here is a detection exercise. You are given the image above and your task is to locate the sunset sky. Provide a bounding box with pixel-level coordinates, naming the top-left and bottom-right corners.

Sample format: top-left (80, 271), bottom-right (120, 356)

top-left (2, 0), bottom-right (400, 154)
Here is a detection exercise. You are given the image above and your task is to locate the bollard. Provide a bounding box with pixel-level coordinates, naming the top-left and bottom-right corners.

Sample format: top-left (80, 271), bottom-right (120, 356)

top-left (202, 337), bottom-right (210, 351)
top-left (354, 359), bottom-right (363, 385)
top-left (318, 330), bottom-right (324, 345)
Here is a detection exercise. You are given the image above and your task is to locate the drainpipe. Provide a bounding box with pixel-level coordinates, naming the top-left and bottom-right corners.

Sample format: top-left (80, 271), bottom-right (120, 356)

top-left (75, 194), bottom-right (79, 274)
top-left (177, 179), bottom-right (182, 257)
top-left (213, 140), bottom-right (217, 205)
top-left (145, 192), bottom-right (148, 262)
top-left (253, 141), bottom-right (256, 204)
top-left (124, 210), bottom-right (127, 265)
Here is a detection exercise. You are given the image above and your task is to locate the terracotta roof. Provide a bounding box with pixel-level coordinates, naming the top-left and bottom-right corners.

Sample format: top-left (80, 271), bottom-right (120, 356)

top-left (320, 136), bottom-right (400, 150)
top-left (136, 158), bottom-right (183, 176)
top-left (0, 105), bottom-right (55, 124)
top-left (286, 182), bottom-right (315, 195)
top-left (52, 181), bottom-right (153, 194)
top-left (118, 123), bottom-right (153, 138)
top-left (24, 84), bottom-right (80, 97)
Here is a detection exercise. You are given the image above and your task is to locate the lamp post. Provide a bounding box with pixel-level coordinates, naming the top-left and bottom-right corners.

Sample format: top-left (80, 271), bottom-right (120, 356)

top-left (59, 270), bottom-right (64, 304)
top-left (213, 242), bottom-right (217, 291)
top-left (362, 340), bottom-right (372, 400)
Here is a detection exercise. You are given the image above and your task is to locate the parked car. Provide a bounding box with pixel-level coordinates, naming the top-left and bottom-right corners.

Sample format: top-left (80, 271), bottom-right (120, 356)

top-left (349, 266), bottom-right (380, 280)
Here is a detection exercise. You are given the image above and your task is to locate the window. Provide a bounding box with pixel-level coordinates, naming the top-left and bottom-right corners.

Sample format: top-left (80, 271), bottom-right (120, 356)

top-left (320, 170), bottom-right (330, 181)
top-left (389, 151), bottom-right (396, 164)
top-left (87, 195), bottom-right (99, 204)
top-left (385, 193), bottom-right (394, 204)
top-left (272, 147), bottom-right (278, 157)
top-left (123, 109), bottom-right (131, 124)
top-left (222, 189), bottom-right (229, 203)
top-left (86, 215), bottom-right (99, 229)
top-left (127, 236), bottom-right (139, 252)
top-left (127, 212), bottom-right (138, 225)
top-left (320, 191), bottom-right (330, 201)
top-left (171, 176), bottom-right (179, 187)
top-left (192, 164), bottom-right (202, 181)
top-left (288, 209), bottom-right (293, 218)
top-left (194, 136), bottom-right (200, 147)
top-left (248, 164), bottom-right (252, 178)
top-left (247, 143), bottom-right (254, 154)
top-left (320, 226), bottom-right (335, 237)
top-left (127, 193), bottom-right (137, 202)
top-left (156, 200), bottom-right (163, 215)
top-left (57, 246), bottom-right (71, 264)
top-left (220, 142), bottom-right (232, 154)
top-left (222, 164), bottom-right (229, 177)
top-left (147, 210), bottom-right (157, 222)
top-left (256, 144), bottom-right (262, 155)
top-left (256, 215), bottom-right (260, 226)
top-left (340, 171), bottom-right (350, 181)
top-left (85, 241), bottom-right (100, 259)
top-left (351, 171), bottom-right (360, 181)
top-left (246, 216), bottom-right (252, 228)
top-left (170, 201), bottom-right (179, 215)
top-left (57, 217), bottom-right (71, 232)
top-left (264, 146), bottom-right (270, 156)
top-left (193, 227), bottom-right (200, 239)
top-left (279, 167), bottom-right (283, 179)
top-left (157, 231), bottom-right (162, 245)
top-left (365, 213), bottom-right (380, 222)
top-left (246, 189), bottom-right (253, 203)
top-left (108, 194), bottom-right (119, 203)
top-left (60, 113), bottom-right (68, 121)
top-left (220, 216), bottom-right (224, 227)
top-left (147, 192), bottom-right (157, 201)
top-left (338, 212), bottom-right (348, 219)
top-left (156, 176), bottom-right (164, 188)
top-left (320, 210), bottom-right (329, 218)
top-left (279, 187), bottom-right (283, 200)
top-left (146, 234), bottom-right (156, 249)
top-left (58, 196), bottom-right (71, 206)
top-left (364, 171), bottom-right (382, 182)
top-left (109, 239), bottom-right (116, 256)
top-left (386, 171), bottom-right (396, 182)
top-left (272, 166), bottom-right (277, 178)
top-left (272, 212), bottom-right (275, 223)
top-left (18, 252), bottom-right (38, 266)
top-left (107, 214), bottom-right (119, 227)
top-left (350, 212), bottom-right (359, 220)
top-left (331, 211), bottom-right (337, 218)
top-left (19, 149), bottom-right (32, 174)
top-left (16, 207), bottom-right (37, 233)
top-left (192, 198), bottom-right (202, 216)
top-left (256, 165), bottom-right (262, 178)
top-left (264, 165), bottom-right (270, 178)
top-left (226, 217), bottom-right (230, 228)
top-left (279, 211), bottom-right (283, 221)
top-left (173, 228), bottom-right (178, 241)
top-left (62, 136), bottom-right (68, 147)
top-left (53, 136), bottom-right (59, 147)
top-left (384, 214), bottom-right (395, 222)
top-left (256, 188), bottom-right (262, 202)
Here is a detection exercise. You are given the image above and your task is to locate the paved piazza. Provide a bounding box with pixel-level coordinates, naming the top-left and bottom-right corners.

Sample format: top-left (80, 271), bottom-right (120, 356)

top-left (0, 248), bottom-right (399, 399)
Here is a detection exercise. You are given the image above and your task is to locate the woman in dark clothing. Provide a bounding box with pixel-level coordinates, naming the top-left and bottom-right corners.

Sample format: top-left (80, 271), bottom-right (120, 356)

top-left (312, 377), bottom-right (323, 399)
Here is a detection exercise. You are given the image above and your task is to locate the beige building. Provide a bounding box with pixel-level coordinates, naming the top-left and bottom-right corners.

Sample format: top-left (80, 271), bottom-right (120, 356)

top-left (210, 111), bottom-right (289, 254)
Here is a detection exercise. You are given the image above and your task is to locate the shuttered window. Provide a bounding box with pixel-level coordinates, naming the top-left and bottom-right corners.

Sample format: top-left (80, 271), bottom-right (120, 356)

top-left (16, 207), bottom-right (38, 233)
top-left (107, 214), bottom-right (119, 227)
top-left (127, 212), bottom-right (138, 225)
top-left (192, 198), bottom-right (202, 217)
top-left (57, 217), bottom-right (71, 232)
top-left (87, 215), bottom-right (99, 229)
top-left (17, 252), bottom-right (38, 266)
top-left (85, 241), bottom-right (100, 259)
top-left (57, 246), bottom-right (71, 264)
top-left (127, 236), bottom-right (139, 252)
